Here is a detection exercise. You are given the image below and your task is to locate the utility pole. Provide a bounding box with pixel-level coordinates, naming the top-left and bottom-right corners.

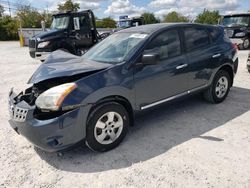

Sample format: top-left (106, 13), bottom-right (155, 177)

top-left (7, 0), bottom-right (11, 17)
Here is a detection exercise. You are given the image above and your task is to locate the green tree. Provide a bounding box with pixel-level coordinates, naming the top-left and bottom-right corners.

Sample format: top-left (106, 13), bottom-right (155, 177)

top-left (195, 9), bottom-right (221, 24)
top-left (0, 16), bottom-right (19, 40)
top-left (142, 12), bottom-right (159, 24)
top-left (58, 0), bottom-right (80, 12)
top-left (163, 11), bottom-right (189, 23)
top-left (97, 17), bottom-right (116, 28)
top-left (17, 5), bottom-right (43, 28)
top-left (0, 4), bottom-right (4, 17)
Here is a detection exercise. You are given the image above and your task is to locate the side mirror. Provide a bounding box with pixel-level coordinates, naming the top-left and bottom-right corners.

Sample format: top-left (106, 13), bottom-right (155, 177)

top-left (141, 53), bottom-right (159, 65)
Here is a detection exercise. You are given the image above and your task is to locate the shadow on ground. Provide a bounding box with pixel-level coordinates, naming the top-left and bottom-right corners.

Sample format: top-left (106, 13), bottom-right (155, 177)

top-left (35, 86), bottom-right (250, 173)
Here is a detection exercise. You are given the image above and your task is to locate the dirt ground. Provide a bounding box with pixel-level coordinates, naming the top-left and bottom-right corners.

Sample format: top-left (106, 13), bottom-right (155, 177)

top-left (0, 41), bottom-right (250, 188)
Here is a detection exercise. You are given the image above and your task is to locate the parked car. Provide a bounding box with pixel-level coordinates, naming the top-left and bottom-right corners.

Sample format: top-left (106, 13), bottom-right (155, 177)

top-left (221, 13), bottom-right (250, 50)
top-left (247, 52), bottom-right (250, 73)
top-left (9, 23), bottom-right (238, 152)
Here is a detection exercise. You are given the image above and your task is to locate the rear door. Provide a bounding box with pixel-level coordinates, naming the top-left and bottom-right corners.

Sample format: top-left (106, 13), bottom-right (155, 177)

top-left (134, 29), bottom-right (189, 109)
top-left (183, 26), bottom-right (216, 89)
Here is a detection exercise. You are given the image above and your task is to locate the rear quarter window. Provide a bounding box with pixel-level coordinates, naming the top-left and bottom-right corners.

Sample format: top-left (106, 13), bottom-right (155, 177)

top-left (184, 27), bottom-right (210, 52)
top-left (207, 27), bottom-right (222, 43)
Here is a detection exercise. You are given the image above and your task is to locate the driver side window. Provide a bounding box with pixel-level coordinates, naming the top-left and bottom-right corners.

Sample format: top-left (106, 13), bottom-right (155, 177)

top-left (145, 30), bottom-right (181, 60)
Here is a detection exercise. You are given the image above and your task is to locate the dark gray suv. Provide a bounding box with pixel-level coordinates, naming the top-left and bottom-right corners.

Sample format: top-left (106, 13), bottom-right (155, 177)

top-left (8, 23), bottom-right (238, 152)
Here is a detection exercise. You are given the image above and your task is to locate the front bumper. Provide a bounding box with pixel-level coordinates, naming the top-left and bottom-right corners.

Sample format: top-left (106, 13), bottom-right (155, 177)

top-left (8, 90), bottom-right (88, 152)
top-left (29, 47), bottom-right (51, 61)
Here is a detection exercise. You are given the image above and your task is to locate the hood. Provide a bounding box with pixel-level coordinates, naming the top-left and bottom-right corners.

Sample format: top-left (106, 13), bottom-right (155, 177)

top-left (34, 29), bottom-right (66, 41)
top-left (28, 50), bottom-right (112, 84)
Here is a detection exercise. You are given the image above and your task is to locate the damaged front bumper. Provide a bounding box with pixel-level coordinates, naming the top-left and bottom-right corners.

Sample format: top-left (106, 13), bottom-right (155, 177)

top-left (8, 89), bottom-right (88, 152)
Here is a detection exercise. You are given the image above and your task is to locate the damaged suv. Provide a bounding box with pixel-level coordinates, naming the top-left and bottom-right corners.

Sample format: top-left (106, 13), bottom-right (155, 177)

top-left (9, 23), bottom-right (238, 152)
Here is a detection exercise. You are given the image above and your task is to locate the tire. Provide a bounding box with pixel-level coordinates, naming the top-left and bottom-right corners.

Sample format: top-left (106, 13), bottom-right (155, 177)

top-left (239, 38), bottom-right (250, 50)
top-left (203, 70), bottom-right (231, 104)
top-left (85, 102), bottom-right (130, 152)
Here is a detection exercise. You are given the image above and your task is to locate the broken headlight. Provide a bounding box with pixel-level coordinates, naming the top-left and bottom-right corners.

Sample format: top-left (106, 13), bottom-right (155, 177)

top-left (35, 83), bottom-right (77, 111)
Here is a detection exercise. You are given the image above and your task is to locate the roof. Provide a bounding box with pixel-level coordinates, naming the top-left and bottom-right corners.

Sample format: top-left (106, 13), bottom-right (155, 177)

top-left (52, 10), bottom-right (92, 17)
top-left (118, 23), bottom-right (217, 34)
top-left (223, 13), bottom-right (250, 17)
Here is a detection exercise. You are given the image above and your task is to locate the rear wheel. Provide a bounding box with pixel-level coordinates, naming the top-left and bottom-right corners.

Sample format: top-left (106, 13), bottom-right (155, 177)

top-left (86, 102), bottom-right (129, 152)
top-left (203, 70), bottom-right (231, 103)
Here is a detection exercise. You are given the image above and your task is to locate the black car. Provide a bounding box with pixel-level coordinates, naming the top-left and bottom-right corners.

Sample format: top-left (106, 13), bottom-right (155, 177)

top-left (221, 13), bottom-right (250, 50)
top-left (9, 23), bottom-right (238, 152)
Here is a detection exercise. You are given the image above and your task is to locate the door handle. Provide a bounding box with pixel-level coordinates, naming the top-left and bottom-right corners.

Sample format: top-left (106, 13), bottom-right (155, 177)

top-left (176, 64), bottom-right (188, 70)
top-left (212, 53), bottom-right (221, 58)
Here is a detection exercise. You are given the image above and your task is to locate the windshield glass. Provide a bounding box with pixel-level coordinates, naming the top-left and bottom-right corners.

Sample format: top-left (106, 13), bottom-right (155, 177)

top-left (118, 21), bottom-right (131, 28)
top-left (222, 16), bottom-right (250, 27)
top-left (83, 32), bottom-right (148, 64)
top-left (51, 16), bottom-right (70, 29)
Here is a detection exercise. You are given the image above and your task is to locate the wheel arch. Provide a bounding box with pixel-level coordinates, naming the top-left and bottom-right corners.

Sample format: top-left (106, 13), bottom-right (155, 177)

top-left (88, 95), bottom-right (135, 127)
top-left (218, 64), bottom-right (234, 87)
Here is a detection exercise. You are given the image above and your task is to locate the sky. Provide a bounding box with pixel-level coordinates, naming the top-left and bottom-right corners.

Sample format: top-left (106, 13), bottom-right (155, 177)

top-left (2, 0), bottom-right (250, 19)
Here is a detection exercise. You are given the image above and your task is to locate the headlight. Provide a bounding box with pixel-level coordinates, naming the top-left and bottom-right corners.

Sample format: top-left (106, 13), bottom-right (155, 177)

top-left (37, 41), bottom-right (50, 48)
top-left (235, 32), bottom-right (245, 37)
top-left (36, 83), bottom-right (77, 111)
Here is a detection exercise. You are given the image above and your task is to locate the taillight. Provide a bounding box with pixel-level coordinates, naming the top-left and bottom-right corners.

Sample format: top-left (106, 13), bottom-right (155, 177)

top-left (232, 43), bottom-right (238, 51)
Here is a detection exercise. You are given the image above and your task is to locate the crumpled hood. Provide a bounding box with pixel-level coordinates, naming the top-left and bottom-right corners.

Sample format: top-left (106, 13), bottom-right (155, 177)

top-left (28, 50), bottom-right (112, 84)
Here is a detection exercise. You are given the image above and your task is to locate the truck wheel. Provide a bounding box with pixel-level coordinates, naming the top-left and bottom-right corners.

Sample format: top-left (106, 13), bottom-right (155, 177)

top-left (86, 102), bottom-right (129, 152)
top-left (239, 38), bottom-right (250, 50)
top-left (203, 70), bottom-right (231, 104)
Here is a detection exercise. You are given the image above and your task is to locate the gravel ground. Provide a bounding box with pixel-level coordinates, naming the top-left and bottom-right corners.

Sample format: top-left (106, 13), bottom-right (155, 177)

top-left (0, 41), bottom-right (250, 188)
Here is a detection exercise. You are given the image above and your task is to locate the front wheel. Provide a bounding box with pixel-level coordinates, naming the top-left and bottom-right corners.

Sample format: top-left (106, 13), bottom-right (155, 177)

top-left (239, 38), bottom-right (250, 50)
top-left (203, 70), bottom-right (231, 103)
top-left (86, 102), bottom-right (130, 152)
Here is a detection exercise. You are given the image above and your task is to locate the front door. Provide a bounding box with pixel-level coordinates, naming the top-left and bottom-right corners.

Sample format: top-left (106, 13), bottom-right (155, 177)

top-left (73, 13), bottom-right (93, 48)
top-left (134, 29), bottom-right (189, 109)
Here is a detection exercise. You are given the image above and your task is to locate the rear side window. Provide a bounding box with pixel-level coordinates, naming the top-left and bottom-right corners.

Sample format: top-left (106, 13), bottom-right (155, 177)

top-left (184, 27), bottom-right (210, 52)
top-left (208, 27), bottom-right (221, 42)
top-left (145, 30), bottom-right (181, 60)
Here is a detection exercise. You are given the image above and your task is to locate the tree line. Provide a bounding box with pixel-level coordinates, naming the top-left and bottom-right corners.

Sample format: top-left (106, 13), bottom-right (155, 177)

top-left (0, 0), bottom-right (221, 40)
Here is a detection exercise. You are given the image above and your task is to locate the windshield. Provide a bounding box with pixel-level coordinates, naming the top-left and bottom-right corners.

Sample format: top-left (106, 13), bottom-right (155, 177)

top-left (222, 16), bottom-right (250, 27)
top-left (51, 16), bottom-right (70, 29)
top-left (83, 33), bottom-right (148, 64)
top-left (118, 20), bottom-right (131, 28)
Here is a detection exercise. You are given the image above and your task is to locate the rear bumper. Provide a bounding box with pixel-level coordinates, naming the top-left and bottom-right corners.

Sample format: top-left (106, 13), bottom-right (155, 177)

top-left (8, 90), bottom-right (88, 152)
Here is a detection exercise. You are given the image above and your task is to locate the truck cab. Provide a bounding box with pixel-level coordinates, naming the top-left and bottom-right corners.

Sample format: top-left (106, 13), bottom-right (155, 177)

top-left (29, 10), bottom-right (99, 61)
top-left (117, 16), bottom-right (144, 29)
top-left (221, 13), bottom-right (250, 50)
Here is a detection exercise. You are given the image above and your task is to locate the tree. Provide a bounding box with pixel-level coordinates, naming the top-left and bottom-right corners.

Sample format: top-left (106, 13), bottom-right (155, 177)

top-left (96, 17), bottom-right (116, 28)
top-left (163, 11), bottom-right (189, 23)
top-left (0, 16), bottom-right (19, 40)
top-left (16, 6), bottom-right (52, 28)
top-left (58, 0), bottom-right (80, 12)
top-left (0, 4), bottom-right (4, 17)
top-left (195, 9), bottom-right (221, 24)
top-left (142, 12), bottom-right (159, 24)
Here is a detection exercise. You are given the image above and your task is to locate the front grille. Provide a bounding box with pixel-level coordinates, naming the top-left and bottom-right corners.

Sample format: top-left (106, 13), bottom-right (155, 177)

top-left (9, 105), bottom-right (28, 122)
top-left (29, 39), bottom-right (36, 48)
